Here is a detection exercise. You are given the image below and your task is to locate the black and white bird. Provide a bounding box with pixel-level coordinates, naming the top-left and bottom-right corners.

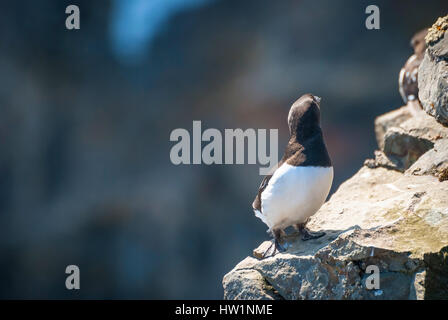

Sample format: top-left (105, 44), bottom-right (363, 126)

top-left (252, 94), bottom-right (333, 257)
top-left (398, 29), bottom-right (428, 109)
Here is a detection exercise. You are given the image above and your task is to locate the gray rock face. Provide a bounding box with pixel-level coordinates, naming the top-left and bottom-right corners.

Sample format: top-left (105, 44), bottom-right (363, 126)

top-left (418, 15), bottom-right (448, 126)
top-left (223, 162), bottom-right (448, 299)
top-left (222, 258), bottom-right (282, 300)
top-left (382, 126), bottom-right (434, 170)
top-left (223, 71), bottom-right (448, 300)
top-left (366, 104), bottom-right (448, 172)
top-left (407, 139), bottom-right (448, 182)
top-left (374, 106), bottom-right (412, 150)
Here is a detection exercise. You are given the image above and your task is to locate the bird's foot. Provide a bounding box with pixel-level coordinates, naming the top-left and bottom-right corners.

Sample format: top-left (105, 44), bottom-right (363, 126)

top-left (301, 227), bottom-right (326, 241)
top-left (261, 242), bottom-right (275, 258)
top-left (261, 239), bottom-right (286, 258)
top-left (274, 238), bottom-right (287, 253)
top-left (262, 229), bottom-right (288, 258)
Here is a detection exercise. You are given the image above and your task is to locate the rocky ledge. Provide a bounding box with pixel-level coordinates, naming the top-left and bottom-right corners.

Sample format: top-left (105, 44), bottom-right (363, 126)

top-left (419, 15), bottom-right (448, 126)
top-left (223, 15), bottom-right (448, 300)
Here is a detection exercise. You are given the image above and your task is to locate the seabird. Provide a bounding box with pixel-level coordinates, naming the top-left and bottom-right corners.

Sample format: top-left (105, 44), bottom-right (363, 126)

top-left (252, 94), bottom-right (333, 257)
top-left (398, 29), bottom-right (428, 109)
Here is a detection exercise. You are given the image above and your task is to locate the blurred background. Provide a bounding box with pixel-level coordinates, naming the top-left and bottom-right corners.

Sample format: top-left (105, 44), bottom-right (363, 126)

top-left (0, 0), bottom-right (446, 299)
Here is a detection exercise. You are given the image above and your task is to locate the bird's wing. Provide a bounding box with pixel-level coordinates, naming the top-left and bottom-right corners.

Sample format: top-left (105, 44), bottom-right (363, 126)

top-left (252, 161), bottom-right (283, 212)
top-left (252, 174), bottom-right (272, 212)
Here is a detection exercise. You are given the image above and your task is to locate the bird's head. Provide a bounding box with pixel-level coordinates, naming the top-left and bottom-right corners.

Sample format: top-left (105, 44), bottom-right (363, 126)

top-left (287, 93), bottom-right (322, 140)
top-left (411, 29), bottom-right (428, 56)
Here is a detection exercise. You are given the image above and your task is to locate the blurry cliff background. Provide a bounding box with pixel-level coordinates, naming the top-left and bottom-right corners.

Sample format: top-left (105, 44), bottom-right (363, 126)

top-left (0, 0), bottom-right (446, 298)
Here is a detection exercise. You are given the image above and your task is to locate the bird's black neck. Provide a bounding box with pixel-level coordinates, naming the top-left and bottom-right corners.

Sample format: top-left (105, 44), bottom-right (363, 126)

top-left (284, 129), bottom-right (332, 167)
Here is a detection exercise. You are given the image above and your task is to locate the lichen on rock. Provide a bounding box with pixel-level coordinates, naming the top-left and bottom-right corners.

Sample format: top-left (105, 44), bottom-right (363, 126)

top-left (425, 15), bottom-right (448, 45)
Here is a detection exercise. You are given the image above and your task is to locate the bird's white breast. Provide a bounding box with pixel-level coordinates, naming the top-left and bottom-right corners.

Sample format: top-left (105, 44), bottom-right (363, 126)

top-left (255, 163), bottom-right (333, 231)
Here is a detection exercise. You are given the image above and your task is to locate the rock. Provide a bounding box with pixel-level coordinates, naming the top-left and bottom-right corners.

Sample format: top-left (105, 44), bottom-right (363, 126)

top-left (224, 80), bottom-right (448, 299)
top-left (253, 241), bottom-right (274, 259)
top-left (222, 257), bottom-right (282, 300)
top-left (399, 110), bottom-right (448, 141)
top-left (371, 106), bottom-right (448, 172)
top-left (382, 127), bottom-right (434, 170)
top-left (407, 139), bottom-right (448, 181)
top-left (411, 270), bottom-right (427, 300)
top-left (374, 106), bottom-right (412, 150)
top-left (428, 30), bottom-right (448, 58)
top-left (418, 15), bottom-right (448, 126)
top-left (425, 15), bottom-right (448, 49)
top-left (223, 164), bottom-right (448, 299)
top-left (364, 150), bottom-right (402, 171)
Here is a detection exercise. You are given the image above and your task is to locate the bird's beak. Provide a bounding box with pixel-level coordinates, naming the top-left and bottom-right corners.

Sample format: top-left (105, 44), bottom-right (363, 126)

top-left (313, 96), bottom-right (322, 104)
